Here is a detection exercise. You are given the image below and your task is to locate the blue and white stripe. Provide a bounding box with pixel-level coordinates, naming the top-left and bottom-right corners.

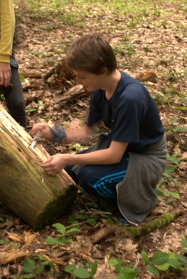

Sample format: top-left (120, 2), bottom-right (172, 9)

top-left (93, 170), bottom-right (126, 199)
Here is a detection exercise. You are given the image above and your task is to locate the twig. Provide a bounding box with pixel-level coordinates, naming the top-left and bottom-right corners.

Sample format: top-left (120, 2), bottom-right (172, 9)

top-left (76, 252), bottom-right (95, 264)
top-left (92, 226), bottom-right (116, 244)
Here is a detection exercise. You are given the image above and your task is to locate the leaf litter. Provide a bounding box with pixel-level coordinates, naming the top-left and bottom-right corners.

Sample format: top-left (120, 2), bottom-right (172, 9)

top-left (0, 1), bottom-right (186, 278)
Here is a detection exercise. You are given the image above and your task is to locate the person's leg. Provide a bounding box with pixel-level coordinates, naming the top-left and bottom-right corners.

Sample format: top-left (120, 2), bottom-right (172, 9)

top-left (65, 164), bottom-right (79, 184)
top-left (65, 146), bottom-right (96, 184)
top-left (66, 154), bottom-right (129, 200)
top-left (3, 67), bottom-right (27, 129)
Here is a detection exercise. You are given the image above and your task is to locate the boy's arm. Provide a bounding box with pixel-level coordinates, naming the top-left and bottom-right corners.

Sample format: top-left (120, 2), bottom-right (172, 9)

top-left (31, 120), bottom-right (94, 145)
top-left (41, 141), bottom-right (128, 175)
top-left (64, 121), bottom-right (93, 144)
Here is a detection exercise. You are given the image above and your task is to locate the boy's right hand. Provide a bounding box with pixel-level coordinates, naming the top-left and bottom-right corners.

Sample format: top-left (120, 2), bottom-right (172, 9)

top-left (31, 123), bottom-right (53, 141)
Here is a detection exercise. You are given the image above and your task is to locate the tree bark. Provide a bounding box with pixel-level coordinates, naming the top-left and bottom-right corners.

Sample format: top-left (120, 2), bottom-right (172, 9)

top-left (0, 104), bottom-right (77, 230)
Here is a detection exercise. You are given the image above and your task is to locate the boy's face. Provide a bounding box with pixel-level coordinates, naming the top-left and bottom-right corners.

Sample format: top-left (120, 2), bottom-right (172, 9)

top-left (73, 70), bottom-right (103, 92)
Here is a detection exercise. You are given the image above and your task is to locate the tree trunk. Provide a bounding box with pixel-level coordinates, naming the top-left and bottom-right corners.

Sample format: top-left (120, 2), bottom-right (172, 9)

top-left (0, 104), bottom-right (77, 230)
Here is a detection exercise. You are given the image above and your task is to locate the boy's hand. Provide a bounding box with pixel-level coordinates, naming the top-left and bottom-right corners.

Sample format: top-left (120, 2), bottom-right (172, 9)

top-left (31, 123), bottom-right (52, 141)
top-left (41, 154), bottom-right (66, 175)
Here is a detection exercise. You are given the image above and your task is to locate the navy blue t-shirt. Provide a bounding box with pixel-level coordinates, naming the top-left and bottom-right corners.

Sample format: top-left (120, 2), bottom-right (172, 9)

top-left (87, 72), bottom-right (164, 153)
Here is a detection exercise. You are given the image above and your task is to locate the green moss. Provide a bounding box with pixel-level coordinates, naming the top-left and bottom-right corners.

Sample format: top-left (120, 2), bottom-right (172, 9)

top-left (33, 184), bottom-right (77, 230)
top-left (124, 213), bottom-right (175, 237)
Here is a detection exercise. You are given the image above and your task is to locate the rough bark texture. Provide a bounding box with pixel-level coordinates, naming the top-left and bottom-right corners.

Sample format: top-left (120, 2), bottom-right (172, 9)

top-left (0, 104), bottom-right (77, 230)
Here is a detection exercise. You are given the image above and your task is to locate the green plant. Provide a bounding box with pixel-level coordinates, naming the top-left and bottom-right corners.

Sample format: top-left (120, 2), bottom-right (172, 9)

top-left (0, 94), bottom-right (5, 102)
top-left (123, 42), bottom-right (136, 56)
top-left (141, 240), bottom-right (187, 276)
top-left (0, 240), bottom-right (19, 248)
top-left (181, 239), bottom-right (187, 254)
top-left (45, 24), bottom-right (56, 31)
top-left (108, 257), bottom-right (139, 279)
top-left (69, 143), bottom-right (84, 152)
top-left (158, 153), bottom-right (185, 186)
top-left (45, 223), bottom-right (80, 246)
top-left (26, 107), bottom-right (37, 115)
top-left (67, 209), bottom-right (113, 227)
top-left (113, 42), bottom-right (135, 58)
top-left (164, 69), bottom-right (182, 82)
top-left (22, 254), bottom-right (55, 278)
top-left (19, 73), bottom-right (25, 82)
top-left (155, 187), bottom-right (180, 199)
top-left (64, 261), bottom-right (98, 279)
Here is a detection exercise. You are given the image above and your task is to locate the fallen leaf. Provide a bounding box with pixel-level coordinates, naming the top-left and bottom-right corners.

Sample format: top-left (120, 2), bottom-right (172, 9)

top-left (23, 231), bottom-right (39, 247)
top-left (0, 249), bottom-right (29, 265)
top-left (6, 232), bottom-right (23, 243)
top-left (181, 152), bottom-right (187, 159)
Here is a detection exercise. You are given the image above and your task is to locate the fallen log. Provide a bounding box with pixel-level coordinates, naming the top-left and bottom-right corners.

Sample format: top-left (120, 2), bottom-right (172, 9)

top-left (123, 209), bottom-right (185, 237)
top-left (54, 84), bottom-right (86, 105)
top-left (0, 104), bottom-right (77, 230)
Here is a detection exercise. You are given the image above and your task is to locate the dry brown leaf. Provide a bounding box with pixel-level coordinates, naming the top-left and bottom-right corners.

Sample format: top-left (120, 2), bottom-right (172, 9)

top-left (6, 232), bottom-right (23, 243)
top-left (1, 265), bottom-right (10, 277)
top-left (181, 202), bottom-right (187, 208)
top-left (23, 231), bottom-right (39, 247)
top-left (35, 248), bottom-right (48, 253)
top-left (95, 258), bottom-right (116, 279)
top-left (115, 238), bottom-right (138, 255)
top-left (181, 152), bottom-right (187, 159)
top-left (150, 230), bottom-right (162, 243)
top-left (52, 257), bottom-right (66, 266)
top-left (0, 249), bottom-right (29, 265)
top-left (179, 161), bottom-right (187, 170)
top-left (0, 218), bottom-right (18, 230)
top-left (123, 238), bottom-right (138, 253)
top-left (135, 70), bottom-right (157, 82)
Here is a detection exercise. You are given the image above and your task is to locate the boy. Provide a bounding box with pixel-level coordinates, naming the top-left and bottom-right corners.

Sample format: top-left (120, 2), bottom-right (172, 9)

top-left (0, 0), bottom-right (27, 129)
top-left (31, 34), bottom-right (167, 225)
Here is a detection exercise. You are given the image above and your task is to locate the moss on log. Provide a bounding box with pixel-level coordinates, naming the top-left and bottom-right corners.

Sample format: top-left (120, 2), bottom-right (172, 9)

top-left (123, 212), bottom-right (181, 237)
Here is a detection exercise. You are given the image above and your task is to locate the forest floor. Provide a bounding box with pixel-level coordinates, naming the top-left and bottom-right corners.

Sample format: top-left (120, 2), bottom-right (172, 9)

top-left (0, 1), bottom-right (187, 278)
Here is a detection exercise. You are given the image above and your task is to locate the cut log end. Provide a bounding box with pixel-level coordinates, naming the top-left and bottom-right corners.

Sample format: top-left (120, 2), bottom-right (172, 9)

top-left (0, 104), bottom-right (77, 229)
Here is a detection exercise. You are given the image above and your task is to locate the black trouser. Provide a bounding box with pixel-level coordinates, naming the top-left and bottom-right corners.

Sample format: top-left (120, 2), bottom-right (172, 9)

top-left (0, 67), bottom-right (27, 129)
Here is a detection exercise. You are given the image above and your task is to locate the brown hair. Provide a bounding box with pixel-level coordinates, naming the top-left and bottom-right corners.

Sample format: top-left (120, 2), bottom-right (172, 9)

top-left (66, 34), bottom-right (117, 74)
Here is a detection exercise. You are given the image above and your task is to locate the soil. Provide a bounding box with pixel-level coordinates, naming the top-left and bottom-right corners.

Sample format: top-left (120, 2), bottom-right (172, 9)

top-left (0, 3), bottom-right (186, 279)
